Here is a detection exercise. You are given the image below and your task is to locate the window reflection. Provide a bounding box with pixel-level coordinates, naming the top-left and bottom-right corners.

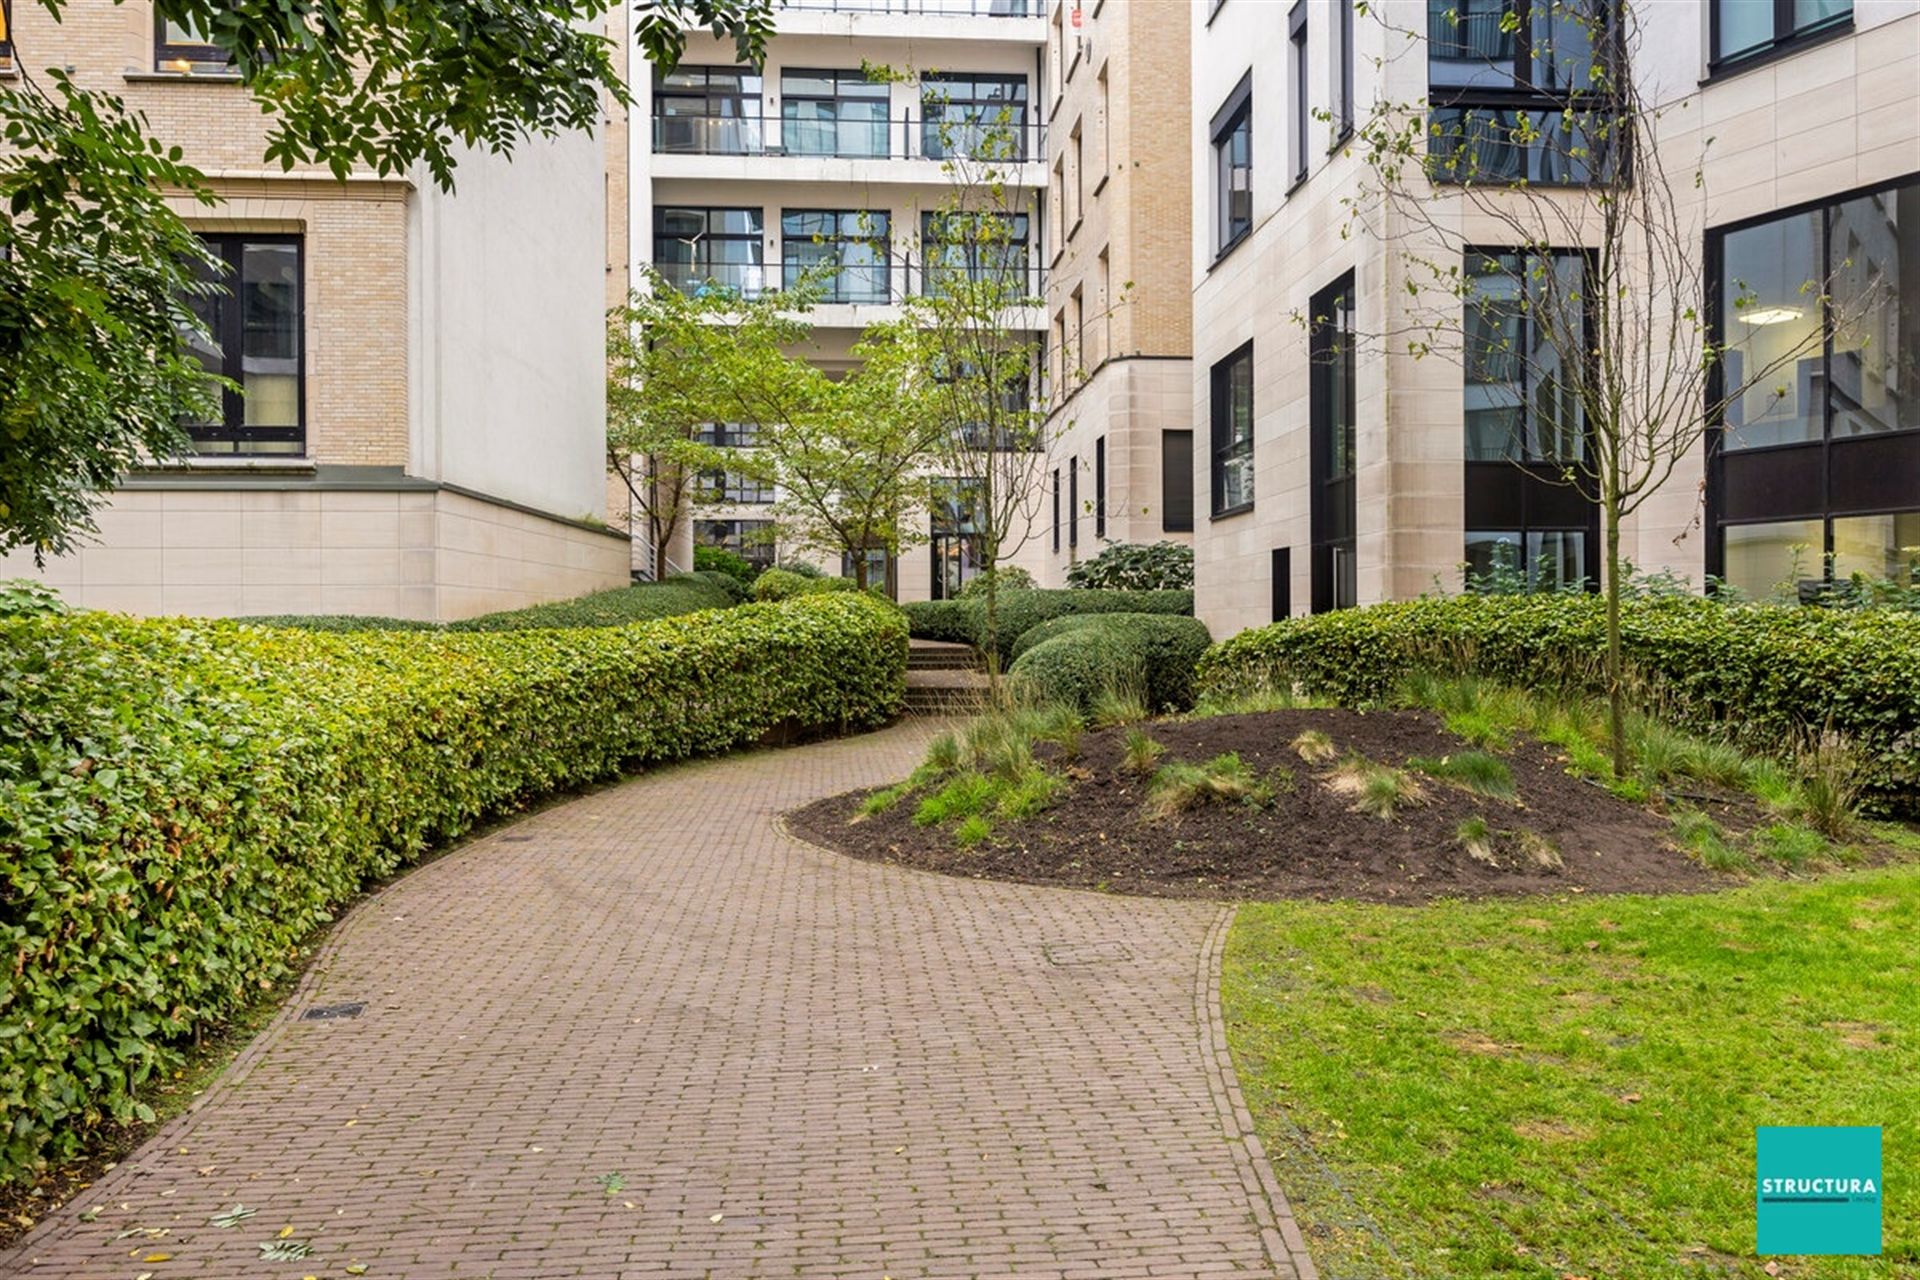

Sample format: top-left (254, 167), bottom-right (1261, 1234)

top-left (1719, 211), bottom-right (1822, 449)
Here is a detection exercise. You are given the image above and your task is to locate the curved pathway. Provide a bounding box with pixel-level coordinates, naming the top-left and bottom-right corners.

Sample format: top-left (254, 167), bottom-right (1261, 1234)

top-left (4, 722), bottom-right (1312, 1279)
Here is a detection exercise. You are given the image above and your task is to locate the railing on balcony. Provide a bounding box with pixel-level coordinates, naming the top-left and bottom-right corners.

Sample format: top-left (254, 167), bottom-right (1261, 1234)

top-left (782, 0), bottom-right (1041, 15)
top-left (652, 255), bottom-right (1047, 310)
top-left (651, 111), bottom-right (1045, 163)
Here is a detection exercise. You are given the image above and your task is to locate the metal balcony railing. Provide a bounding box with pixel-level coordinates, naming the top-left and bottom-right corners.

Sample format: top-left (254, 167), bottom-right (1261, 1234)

top-left (652, 111), bottom-right (1044, 163)
top-left (783, 0), bottom-right (1041, 15)
top-left (653, 256), bottom-right (1048, 309)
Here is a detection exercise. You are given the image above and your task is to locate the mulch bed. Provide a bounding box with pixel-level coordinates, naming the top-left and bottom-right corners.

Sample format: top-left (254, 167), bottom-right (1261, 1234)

top-left (789, 708), bottom-right (1777, 903)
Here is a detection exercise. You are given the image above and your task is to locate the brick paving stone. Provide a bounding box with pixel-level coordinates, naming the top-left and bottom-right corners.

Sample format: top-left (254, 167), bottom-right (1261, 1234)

top-left (2, 721), bottom-right (1311, 1279)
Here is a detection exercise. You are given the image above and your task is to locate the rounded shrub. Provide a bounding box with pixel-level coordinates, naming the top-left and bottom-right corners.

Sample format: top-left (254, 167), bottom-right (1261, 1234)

top-left (753, 568), bottom-right (861, 602)
top-left (901, 599), bottom-right (977, 645)
top-left (693, 543), bottom-right (758, 587)
top-left (1065, 541), bottom-right (1195, 591)
top-left (680, 568), bottom-right (749, 604)
top-left (980, 588), bottom-right (1194, 665)
top-left (0, 592), bottom-right (906, 1184)
top-left (956, 565), bottom-right (1036, 598)
top-left (1010, 612), bottom-right (1213, 711)
top-left (1010, 626), bottom-right (1148, 713)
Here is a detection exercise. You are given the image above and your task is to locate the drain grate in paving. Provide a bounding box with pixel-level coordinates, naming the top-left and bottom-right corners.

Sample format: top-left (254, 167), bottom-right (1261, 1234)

top-left (501, 835), bottom-right (534, 843)
top-left (301, 1002), bottom-right (366, 1021)
top-left (1042, 940), bottom-right (1132, 967)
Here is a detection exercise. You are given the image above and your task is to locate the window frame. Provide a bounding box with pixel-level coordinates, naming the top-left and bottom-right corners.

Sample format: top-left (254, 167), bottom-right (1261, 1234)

top-left (1209, 340), bottom-right (1256, 519)
top-left (779, 67), bottom-right (890, 159)
top-left (1288, 1), bottom-right (1309, 187)
top-left (1051, 467), bottom-right (1062, 553)
top-left (1068, 455), bottom-right (1080, 549)
top-left (154, 12), bottom-right (230, 71)
top-left (1425, 0), bottom-right (1620, 189)
top-left (694, 518), bottom-right (776, 572)
top-left (919, 210), bottom-right (1032, 298)
top-left (1, 0), bottom-right (16, 75)
top-left (1161, 429), bottom-right (1196, 533)
top-left (653, 206), bottom-right (765, 297)
top-left (181, 232), bottom-right (306, 457)
top-left (1310, 272), bottom-right (1358, 612)
top-left (1331, 0), bottom-right (1355, 145)
top-left (921, 71), bottom-right (1031, 162)
top-left (1094, 435), bottom-right (1107, 540)
top-left (780, 208), bottom-right (892, 303)
top-left (651, 64), bottom-right (765, 156)
top-left (1209, 72), bottom-right (1254, 261)
top-left (1709, 0), bottom-right (1853, 75)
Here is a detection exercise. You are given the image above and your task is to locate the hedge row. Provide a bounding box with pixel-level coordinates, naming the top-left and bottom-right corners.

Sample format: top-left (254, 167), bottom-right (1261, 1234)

top-left (902, 588), bottom-right (1195, 664)
top-left (751, 568), bottom-right (865, 602)
top-left (1009, 613), bottom-right (1214, 713)
top-left (1197, 594), bottom-right (1920, 804)
top-left (240, 575), bottom-right (740, 633)
top-left (0, 592), bottom-right (906, 1182)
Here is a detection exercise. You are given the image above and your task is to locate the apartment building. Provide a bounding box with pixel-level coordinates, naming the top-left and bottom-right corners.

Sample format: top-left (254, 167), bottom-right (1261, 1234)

top-left (0, 5), bottom-right (630, 619)
top-left (1037, 0), bottom-right (1196, 584)
top-left (633, 0), bottom-right (1053, 600)
top-left (1189, 0), bottom-right (1920, 637)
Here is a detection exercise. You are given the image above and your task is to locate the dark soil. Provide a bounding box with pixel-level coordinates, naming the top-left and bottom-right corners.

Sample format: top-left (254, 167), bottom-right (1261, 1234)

top-left (790, 708), bottom-right (1778, 903)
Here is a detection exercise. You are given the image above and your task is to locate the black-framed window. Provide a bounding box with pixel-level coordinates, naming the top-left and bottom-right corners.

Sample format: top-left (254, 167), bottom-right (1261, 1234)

top-left (1708, 174), bottom-right (1920, 598)
top-left (1465, 249), bottom-right (1588, 463)
top-left (1210, 341), bottom-right (1255, 516)
top-left (1162, 430), bottom-right (1195, 532)
top-left (653, 65), bottom-right (764, 155)
top-left (920, 211), bottom-right (1031, 298)
top-left (1210, 74), bottom-right (1253, 257)
top-left (1310, 274), bottom-right (1358, 611)
top-left (155, 13), bottom-right (228, 70)
top-left (782, 68), bottom-right (889, 158)
top-left (1069, 456), bottom-right (1080, 548)
top-left (1462, 247), bottom-right (1598, 589)
top-left (930, 477), bottom-right (985, 600)
top-left (1272, 547), bottom-right (1292, 620)
top-left (843, 543), bottom-right (893, 595)
top-left (695, 519), bottom-right (775, 572)
top-left (922, 73), bottom-right (1030, 161)
top-left (694, 423), bottom-right (773, 504)
top-left (1332, 0), bottom-right (1355, 142)
top-left (1427, 0), bottom-right (1614, 187)
top-left (654, 206), bottom-right (765, 298)
top-left (179, 234), bottom-right (303, 456)
top-left (1288, 2), bottom-right (1309, 185)
top-left (1711, 0), bottom-right (1852, 72)
top-left (782, 209), bottom-right (890, 303)
top-left (1, 0), bottom-right (16, 73)
top-left (1051, 467), bottom-right (1062, 552)
top-left (1094, 435), bottom-right (1107, 539)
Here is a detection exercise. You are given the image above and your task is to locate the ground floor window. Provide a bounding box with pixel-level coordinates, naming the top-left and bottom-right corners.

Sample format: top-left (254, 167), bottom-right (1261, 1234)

top-left (843, 544), bottom-right (893, 594)
top-left (1720, 511), bottom-right (1920, 599)
top-left (180, 233), bottom-right (304, 456)
top-left (695, 519), bottom-right (775, 572)
top-left (929, 477), bottom-right (984, 601)
top-left (1465, 528), bottom-right (1590, 592)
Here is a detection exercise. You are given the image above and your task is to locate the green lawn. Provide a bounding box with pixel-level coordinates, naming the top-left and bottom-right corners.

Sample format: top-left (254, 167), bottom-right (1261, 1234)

top-left (1224, 858), bottom-right (1920, 1279)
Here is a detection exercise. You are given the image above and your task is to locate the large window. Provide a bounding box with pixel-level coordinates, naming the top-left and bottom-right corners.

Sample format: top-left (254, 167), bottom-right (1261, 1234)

top-left (1712, 0), bottom-right (1851, 71)
top-left (1461, 248), bottom-right (1598, 588)
top-left (781, 69), bottom-right (889, 158)
top-left (180, 234), bottom-right (304, 456)
top-left (1709, 175), bottom-right (1920, 597)
top-left (653, 65), bottom-right (763, 155)
top-left (155, 13), bottom-right (228, 70)
top-left (1094, 435), bottom-right (1107, 539)
top-left (1210, 74), bottom-right (1253, 257)
top-left (1332, 0), bottom-right (1355, 142)
top-left (1310, 274), bottom-right (1357, 611)
top-left (1427, 0), bottom-right (1612, 186)
top-left (1210, 341), bottom-right (1255, 516)
top-left (695, 424), bottom-right (774, 504)
top-left (782, 210), bottom-right (890, 303)
top-left (919, 211), bottom-right (1031, 298)
top-left (1162, 430), bottom-right (1195, 533)
top-left (654, 207), bottom-right (765, 297)
top-left (922, 73), bottom-right (1030, 161)
top-left (930, 477), bottom-right (985, 600)
top-left (695, 519), bottom-right (775, 572)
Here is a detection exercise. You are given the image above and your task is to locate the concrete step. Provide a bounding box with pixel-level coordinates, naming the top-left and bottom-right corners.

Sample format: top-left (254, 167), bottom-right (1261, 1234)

top-left (908, 639), bottom-right (985, 672)
top-left (902, 667), bottom-right (992, 716)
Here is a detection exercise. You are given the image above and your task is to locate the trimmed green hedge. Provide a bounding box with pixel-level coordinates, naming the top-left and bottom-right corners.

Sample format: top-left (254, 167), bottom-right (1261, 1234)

top-left (0, 592), bottom-right (905, 1183)
top-left (1010, 612), bottom-right (1213, 712)
top-left (902, 588), bottom-right (1195, 663)
top-left (1198, 594), bottom-right (1920, 806)
top-left (752, 568), bottom-right (863, 602)
top-left (240, 576), bottom-right (738, 633)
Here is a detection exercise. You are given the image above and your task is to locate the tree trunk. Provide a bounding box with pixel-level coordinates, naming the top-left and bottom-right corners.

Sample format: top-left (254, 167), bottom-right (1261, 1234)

top-left (853, 549), bottom-right (868, 590)
top-left (1604, 495), bottom-right (1627, 779)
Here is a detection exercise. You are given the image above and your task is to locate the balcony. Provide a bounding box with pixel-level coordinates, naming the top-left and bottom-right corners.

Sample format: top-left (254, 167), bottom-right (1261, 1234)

top-left (782, 0), bottom-right (1040, 14)
top-left (651, 255), bottom-right (1047, 328)
top-left (652, 112), bottom-right (1046, 166)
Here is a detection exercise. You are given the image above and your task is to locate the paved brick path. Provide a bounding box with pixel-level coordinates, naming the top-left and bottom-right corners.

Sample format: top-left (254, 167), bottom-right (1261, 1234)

top-left (4, 722), bottom-right (1312, 1279)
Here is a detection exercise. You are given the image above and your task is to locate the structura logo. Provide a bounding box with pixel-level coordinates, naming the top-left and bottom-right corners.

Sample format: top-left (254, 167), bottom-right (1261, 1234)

top-left (1756, 1126), bottom-right (1882, 1256)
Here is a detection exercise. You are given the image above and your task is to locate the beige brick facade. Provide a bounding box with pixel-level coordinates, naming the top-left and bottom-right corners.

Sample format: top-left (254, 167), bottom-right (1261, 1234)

top-left (3, 3), bottom-right (628, 618)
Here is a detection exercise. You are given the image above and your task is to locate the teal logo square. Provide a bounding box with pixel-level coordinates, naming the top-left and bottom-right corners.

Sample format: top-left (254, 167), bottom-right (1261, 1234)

top-left (1757, 1126), bottom-right (1882, 1256)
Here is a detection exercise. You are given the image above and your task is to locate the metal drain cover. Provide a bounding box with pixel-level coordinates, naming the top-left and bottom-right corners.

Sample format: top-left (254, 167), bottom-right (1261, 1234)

top-left (1042, 941), bottom-right (1132, 966)
top-left (501, 835), bottom-right (534, 843)
top-left (301, 1002), bottom-right (366, 1021)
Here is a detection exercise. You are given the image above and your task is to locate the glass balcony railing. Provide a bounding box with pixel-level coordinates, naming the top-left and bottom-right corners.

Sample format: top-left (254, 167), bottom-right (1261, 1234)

top-left (652, 110), bottom-right (1043, 161)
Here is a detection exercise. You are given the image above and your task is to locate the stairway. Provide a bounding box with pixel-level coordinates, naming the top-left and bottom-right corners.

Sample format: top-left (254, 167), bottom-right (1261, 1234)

top-left (904, 640), bottom-right (991, 715)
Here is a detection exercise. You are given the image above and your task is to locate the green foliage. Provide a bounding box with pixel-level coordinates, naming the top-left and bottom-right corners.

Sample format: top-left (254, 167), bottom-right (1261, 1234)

top-left (985, 589), bottom-right (1196, 666)
top-left (236, 613), bottom-right (441, 632)
top-left (1066, 541), bottom-right (1195, 591)
top-left (239, 579), bottom-right (738, 634)
top-left (899, 599), bottom-right (977, 644)
top-left (0, 592), bottom-right (903, 1182)
top-left (1088, 686), bottom-right (1150, 729)
top-left (1327, 757), bottom-right (1429, 820)
top-left (914, 772), bottom-right (996, 827)
top-left (780, 560), bottom-right (826, 579)
top-left (957, 565), bottom-right (1036, 598)
top-left (1407, 751), bottom-right (1517, 800)
top-left (694, 544), bottom-right (758, 587)
top-left (752, 568), bottom-right (862, 603)
top-left (1670, 809), bottom-right (1746, 872)
top-left (677, 569), bottom-right (750, 604)
top-left (1121, 728), bottom-right (1165, 777)
top-left (1145, 752), bottom-right (1273, 818)
top-left (1291, 729), bottom-right (1338, 763)
top-left (0, 580), bottom-right (68, 619)
top-left (1008, 612), bottom-right (1211, 714)
top-left (1199, 594), bottom-right (1920, 809)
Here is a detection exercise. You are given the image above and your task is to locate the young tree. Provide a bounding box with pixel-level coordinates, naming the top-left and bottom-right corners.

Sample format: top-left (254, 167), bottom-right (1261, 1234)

top-left (0, 0), bottom-right (775, 560)
top-left (1336, 0), bottom-right (1857, 775)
